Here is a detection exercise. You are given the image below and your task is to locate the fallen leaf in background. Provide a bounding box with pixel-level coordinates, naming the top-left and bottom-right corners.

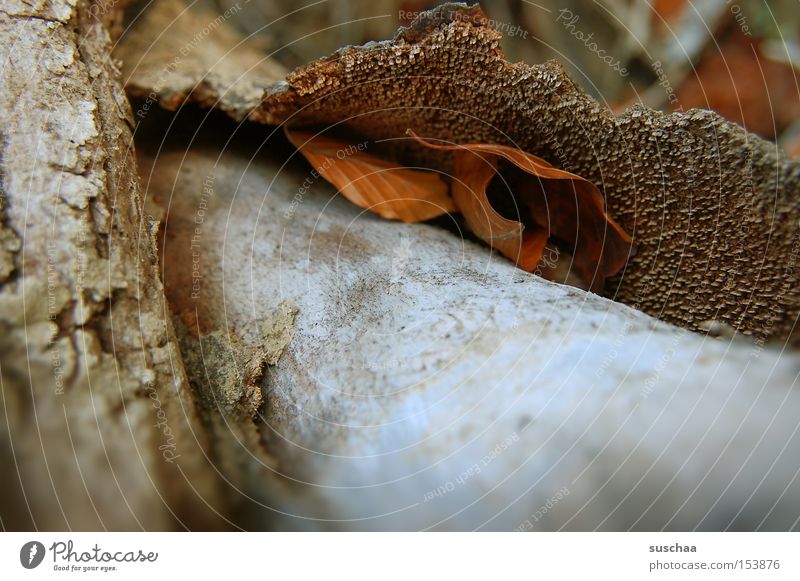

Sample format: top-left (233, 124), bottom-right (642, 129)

top-left (409, 131), bottom-right (634, 290)
top-left (285, 128), bottom-right (455, 223)
top-left (675, 31), bottom-right (800, 140)
top-left (651, 0), bottom-right (686, 23)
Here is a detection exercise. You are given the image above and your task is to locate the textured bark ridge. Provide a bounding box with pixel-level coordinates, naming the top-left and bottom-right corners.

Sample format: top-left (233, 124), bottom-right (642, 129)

top-left (0, 0), bottom-right (228, 529)
top-left (258, 3), bottom-right (800, 345)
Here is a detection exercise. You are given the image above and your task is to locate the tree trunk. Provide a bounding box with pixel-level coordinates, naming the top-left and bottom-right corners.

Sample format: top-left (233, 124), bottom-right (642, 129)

top-left (0, 0), bottom-right (225, 530)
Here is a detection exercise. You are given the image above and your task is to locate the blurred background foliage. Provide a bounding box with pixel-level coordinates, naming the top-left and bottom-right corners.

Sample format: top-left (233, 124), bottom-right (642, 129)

top-left (206, 0), bottom-right (799, 151)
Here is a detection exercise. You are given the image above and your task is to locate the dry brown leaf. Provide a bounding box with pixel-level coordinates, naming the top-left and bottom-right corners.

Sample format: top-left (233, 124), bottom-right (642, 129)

top-left (285, 128), bottom-right (456, 223)
top-left (409, 131), bottom-right (634, 290)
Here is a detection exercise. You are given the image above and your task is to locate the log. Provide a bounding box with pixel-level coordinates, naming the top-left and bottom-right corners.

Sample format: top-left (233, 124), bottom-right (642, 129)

top-left (141, 121), bottom-right (800, 530)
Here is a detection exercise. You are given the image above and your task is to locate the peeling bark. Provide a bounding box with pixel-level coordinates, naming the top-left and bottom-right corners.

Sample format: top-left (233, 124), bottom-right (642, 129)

top-left (116, 0), bottom-right (286, 122)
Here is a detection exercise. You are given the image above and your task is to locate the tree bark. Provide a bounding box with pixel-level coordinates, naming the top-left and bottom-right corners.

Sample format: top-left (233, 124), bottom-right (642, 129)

top-left (0, 0), bottom-right (225, 530)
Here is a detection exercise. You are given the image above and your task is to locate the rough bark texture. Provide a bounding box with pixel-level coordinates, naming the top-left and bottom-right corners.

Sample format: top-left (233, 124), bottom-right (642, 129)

top-left (0, 0), bottom-right (228, 530)
top-left (140, 119), bottom-right (800, 531)
top-left (258, 3), bottom-right (800, 346)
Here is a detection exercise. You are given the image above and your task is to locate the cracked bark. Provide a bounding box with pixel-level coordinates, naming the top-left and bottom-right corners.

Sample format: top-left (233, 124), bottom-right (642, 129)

top-left (0, 0), bottom-right (227, 530)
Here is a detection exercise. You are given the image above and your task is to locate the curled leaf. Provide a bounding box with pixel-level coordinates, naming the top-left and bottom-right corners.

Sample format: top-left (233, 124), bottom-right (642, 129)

top-left (408, 130), bottom-right (634, 290)
top-left (285, 128), bottom-right (455, 223)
